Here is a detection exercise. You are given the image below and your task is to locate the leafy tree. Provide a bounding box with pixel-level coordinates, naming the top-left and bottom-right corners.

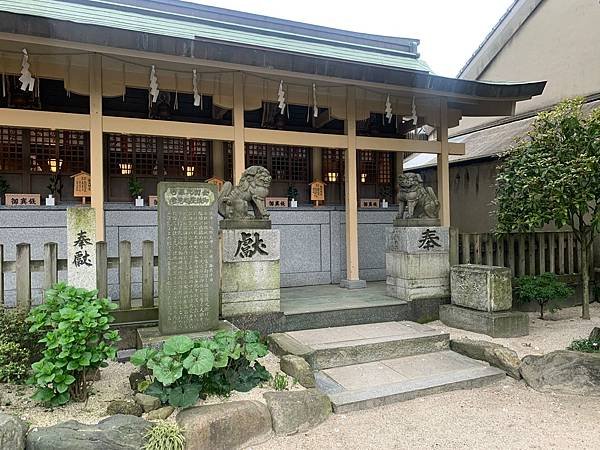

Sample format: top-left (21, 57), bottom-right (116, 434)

top-left (495, 98), bottom-right (600, 319)
top-left (514, 273), bottom-right (573, 319)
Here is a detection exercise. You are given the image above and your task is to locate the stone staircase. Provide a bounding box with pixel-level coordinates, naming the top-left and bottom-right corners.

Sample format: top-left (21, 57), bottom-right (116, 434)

top-left (269, 321), bottom-right (505, 413)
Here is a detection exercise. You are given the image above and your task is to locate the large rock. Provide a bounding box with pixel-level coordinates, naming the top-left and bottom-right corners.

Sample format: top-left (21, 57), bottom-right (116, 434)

top-left (26, 414), bottom-right (151, 450)
top-left (0, 412), bottom-right (27, 450)
top-left (263, 389), bottom-right (331, 436)
top-left (589, 327), bottom-right (600, 341)
top-left (520, 350), bottom-right (600, 395)
top-left (177, 401), bottom-right (272, 450)
top-left (106, 400), bottom-right (143, 417)
top-left (146, 406), bottom-right (174, 421)
top-left (134, 393), bottom-right (161, 413)
top-left (450, 338), bottom-right (521, 379)
top-left (279, 355), bottom-right (315, 388)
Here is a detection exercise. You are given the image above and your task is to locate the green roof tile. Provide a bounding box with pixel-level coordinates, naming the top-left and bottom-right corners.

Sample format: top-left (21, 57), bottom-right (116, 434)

top-left (0, 0), bottom-right (432, 72)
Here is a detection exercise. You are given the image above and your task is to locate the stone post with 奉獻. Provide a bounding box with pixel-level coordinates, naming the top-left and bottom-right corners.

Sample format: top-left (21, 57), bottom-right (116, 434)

top-left (66, 207), bottom-right (97, 291)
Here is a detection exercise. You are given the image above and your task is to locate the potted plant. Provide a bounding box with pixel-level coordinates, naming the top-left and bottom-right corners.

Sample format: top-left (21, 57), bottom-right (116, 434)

top-left (128, 177), bottom-right (144, 206)
top-left (46, 174), bottom-right (62, 206)
top-left (287, 185), bottom-right (298, 207)
top-left (514, 272), bottom-right (573, 319)
top-left (0, 176), bottom-right (9, 205)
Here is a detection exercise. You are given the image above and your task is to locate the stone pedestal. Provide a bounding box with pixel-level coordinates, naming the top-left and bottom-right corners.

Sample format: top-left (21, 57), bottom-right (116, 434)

top-left (440, 264), bottom-right (529, 337)
top-left (385, 226), bottom-right (450, 301)
top-left (221, 228), bottom-right (281, 316)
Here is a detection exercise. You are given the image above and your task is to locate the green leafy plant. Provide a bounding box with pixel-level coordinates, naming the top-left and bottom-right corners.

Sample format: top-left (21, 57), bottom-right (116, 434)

top-left (272, 372), bottom-right (289, 391)
top-left (286, 184), bottom-right (299, 201)
top-left (0, 175), bottom-right (9, 203)
top-left (514, 273), bottom-right (574, 319)
top-left (0, 309), bottom-right (44, 383)
top-left (128, 177), bottom-right (143, 199)
top-left (131, 330), bottom-right (270, 408)
top-left (495, 98), bottom-right (600, 319)
top-left (143, 421), bottom-right (185, 450)
top-left (27, 283), bottom-right (120, 406)
top-left (568, 338), bottom-right (600, 353)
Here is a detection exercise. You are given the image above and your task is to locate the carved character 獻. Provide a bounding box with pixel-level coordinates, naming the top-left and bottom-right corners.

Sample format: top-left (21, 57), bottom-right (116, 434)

top-left (218, 166), bottom-right (272, 221)
top-left (396, 173), bottom-right (439, 219)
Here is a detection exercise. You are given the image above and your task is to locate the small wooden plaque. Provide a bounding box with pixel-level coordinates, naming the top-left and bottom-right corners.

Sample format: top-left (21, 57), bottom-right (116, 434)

top-left (5, 193), bottom-right (41, 206)
top-left (360, 198), bottom-right (380, 208)
top-left (72, 171), bottom-right (92, 198)
top-left (309, 180), bottom-right (326, 202)
top-left (148, 195), bottom-right (158, 207)
top-left (266, 197), bottom-right (288, 207)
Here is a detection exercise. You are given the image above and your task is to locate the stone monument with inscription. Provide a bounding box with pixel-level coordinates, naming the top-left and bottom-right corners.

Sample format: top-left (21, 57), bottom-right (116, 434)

top-left (218, 166), bottom-right (281, 316)
top-left (386, 173), bottom-right (449, 302)
top-left (67, 207), bottom-right (97, 291)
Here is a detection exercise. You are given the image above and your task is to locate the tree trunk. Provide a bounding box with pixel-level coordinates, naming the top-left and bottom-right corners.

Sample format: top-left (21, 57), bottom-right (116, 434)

top-left (581, 243), bottom-right (591, 320)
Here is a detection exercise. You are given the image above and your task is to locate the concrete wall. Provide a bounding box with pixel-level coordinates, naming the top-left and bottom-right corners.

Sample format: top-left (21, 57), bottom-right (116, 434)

top-left (455, 0), bottom-right (600, 134)
top-left (0, 204), bottom-right (397, 304)
top-left (416, 159), bottom-right (498, 233)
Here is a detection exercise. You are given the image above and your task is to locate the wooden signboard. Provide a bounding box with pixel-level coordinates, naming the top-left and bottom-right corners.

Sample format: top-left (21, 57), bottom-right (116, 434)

top-left (206, 177), bottom-right (225, 191)
top-left (360, 198), bottom-right (380, 208)
top-left (267, 197), bottom-right (289, 207)
top-left (309, 180), bottom-right (326, 206)
top-left (72, 171), bottom-right (91, 204)
top-left (5, 193), bottom-right (41, 206)
top-left (148, 195), bottom-right (158, 207)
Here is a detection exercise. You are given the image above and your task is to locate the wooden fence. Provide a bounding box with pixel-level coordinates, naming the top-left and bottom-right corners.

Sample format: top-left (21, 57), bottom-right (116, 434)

top-left (457, 231), bottom-right (584, 278)
top-left (0, 241), bottom-right (158, 323)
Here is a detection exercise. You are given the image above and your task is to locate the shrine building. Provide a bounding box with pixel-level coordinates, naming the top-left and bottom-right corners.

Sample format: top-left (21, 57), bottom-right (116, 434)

top-left (0, 0), bottom-right (545, 293)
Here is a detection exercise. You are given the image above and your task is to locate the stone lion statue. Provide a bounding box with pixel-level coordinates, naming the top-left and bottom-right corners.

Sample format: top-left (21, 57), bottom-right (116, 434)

top-left (218, 166), bottom-right (272, 220)
top-left (396, 172), bottom-right (439, 219)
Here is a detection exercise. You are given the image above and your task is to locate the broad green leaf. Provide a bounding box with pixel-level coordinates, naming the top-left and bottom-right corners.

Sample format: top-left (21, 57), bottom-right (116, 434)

top-left (182, 347), bottom-right (214, 376)
top-left (130, 347), bottom-right (157, 366)
top-left (163, 336), bottom-right (194, 356)
top-left (168, 384), bottom-right (201, 408)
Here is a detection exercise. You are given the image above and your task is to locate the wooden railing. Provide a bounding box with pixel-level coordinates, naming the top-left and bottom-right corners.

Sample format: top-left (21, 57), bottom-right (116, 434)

top-left (0, 241), bottom-right (158, 323)
top-left (457, 231), bottom-right (583, 277)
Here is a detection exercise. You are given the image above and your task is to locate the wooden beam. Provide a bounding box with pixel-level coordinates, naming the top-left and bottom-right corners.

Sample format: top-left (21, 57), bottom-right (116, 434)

top-left (344, 87), bottom-right (360, 283)
top-left (0, 108), bottom-right (90, 131)
top-left (233, 72), bottom-right (245, 183)
top-left (89, 54), bottom-right (105, 240)
top-left (356, 136), bottom-right (465, 155)
top-left (437, 98), bottom-right (450, 226)
top-left (245, 128), bottom-right (347, 149)
top-left (103, 116), bottom-right (234, 141)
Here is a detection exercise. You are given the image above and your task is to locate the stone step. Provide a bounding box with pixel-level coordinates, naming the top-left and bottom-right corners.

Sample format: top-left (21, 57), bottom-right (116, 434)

top-left (315, 350), bottom-right (505, 413)
top-left (269, 321), bottom-right (450, 370)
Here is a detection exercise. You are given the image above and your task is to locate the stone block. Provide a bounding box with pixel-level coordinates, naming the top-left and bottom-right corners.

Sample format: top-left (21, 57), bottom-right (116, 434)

top-left (386, 252), bottom-right (450, 280)
top-left (136, 320), bottom-right (237, 349)
top-left (439, 304), bottom-right (529, 338)
top-left (450, 338), bottom-right (521, 379)
top-left (221, 260), bottom-right (280, 292)
top-left (279, 354), bottom-right (315, 388)
top-left (176, 401), bottom-right (272, 450)
top-left (221, 299), bottom-right (281, 316)
top-left (386, 226), bottom-right (449, 254)
top-left (221, 229), bottom-right (280, 262)
top-left (263, 390), bottom-right (331, 436)
top-left (451, 264), bottom-right (512, 312)
top-left (0, 413), bottom-right (27, 450)
top-left (386, 276), bottom-right (450, 301)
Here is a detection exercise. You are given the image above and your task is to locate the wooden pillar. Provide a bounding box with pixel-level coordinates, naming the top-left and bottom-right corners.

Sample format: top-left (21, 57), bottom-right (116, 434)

top-left (233, 72), bottom-right (245, 183)
top-left (436, 98), bottom-right (450, 226)
top-left (312, 147), bottom-right (322, 180)
top-left (395, 151), bottom-right (404, 176)
top-left (342, 87), bottom-right (363, 288)
top-left (89, 54), bottom-right (105, 239)
top-left (212, 140), bottom-right (225, 179)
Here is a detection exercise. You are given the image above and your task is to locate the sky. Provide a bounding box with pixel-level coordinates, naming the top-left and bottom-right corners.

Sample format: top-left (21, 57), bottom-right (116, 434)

top-left (188, 0), bottom-right (515, 77)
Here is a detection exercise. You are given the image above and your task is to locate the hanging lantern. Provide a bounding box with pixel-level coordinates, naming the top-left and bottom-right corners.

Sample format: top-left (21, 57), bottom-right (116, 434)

top-left (19, 49), bottom-right (35, 92)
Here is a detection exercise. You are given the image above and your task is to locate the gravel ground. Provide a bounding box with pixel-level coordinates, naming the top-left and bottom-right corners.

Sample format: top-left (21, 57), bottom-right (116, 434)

top-left (254, 303), bottom-right (600, 450)
top-left (0, 352), bottom-right (300, 427)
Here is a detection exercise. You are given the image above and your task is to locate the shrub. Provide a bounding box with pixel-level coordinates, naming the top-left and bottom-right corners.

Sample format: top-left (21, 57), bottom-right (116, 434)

top-left (131, 330), bottom-right (270, 408)
top-left (27, 283), bottom-right (120, 406)
top-left (514, 273), bottom-right (573, 319)
top-left (568, 338), bottom-right (600, 353)
top-left (143, 421), bottom-right (185, 450)
top-left (0, 309), bottom-right (44, 383)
